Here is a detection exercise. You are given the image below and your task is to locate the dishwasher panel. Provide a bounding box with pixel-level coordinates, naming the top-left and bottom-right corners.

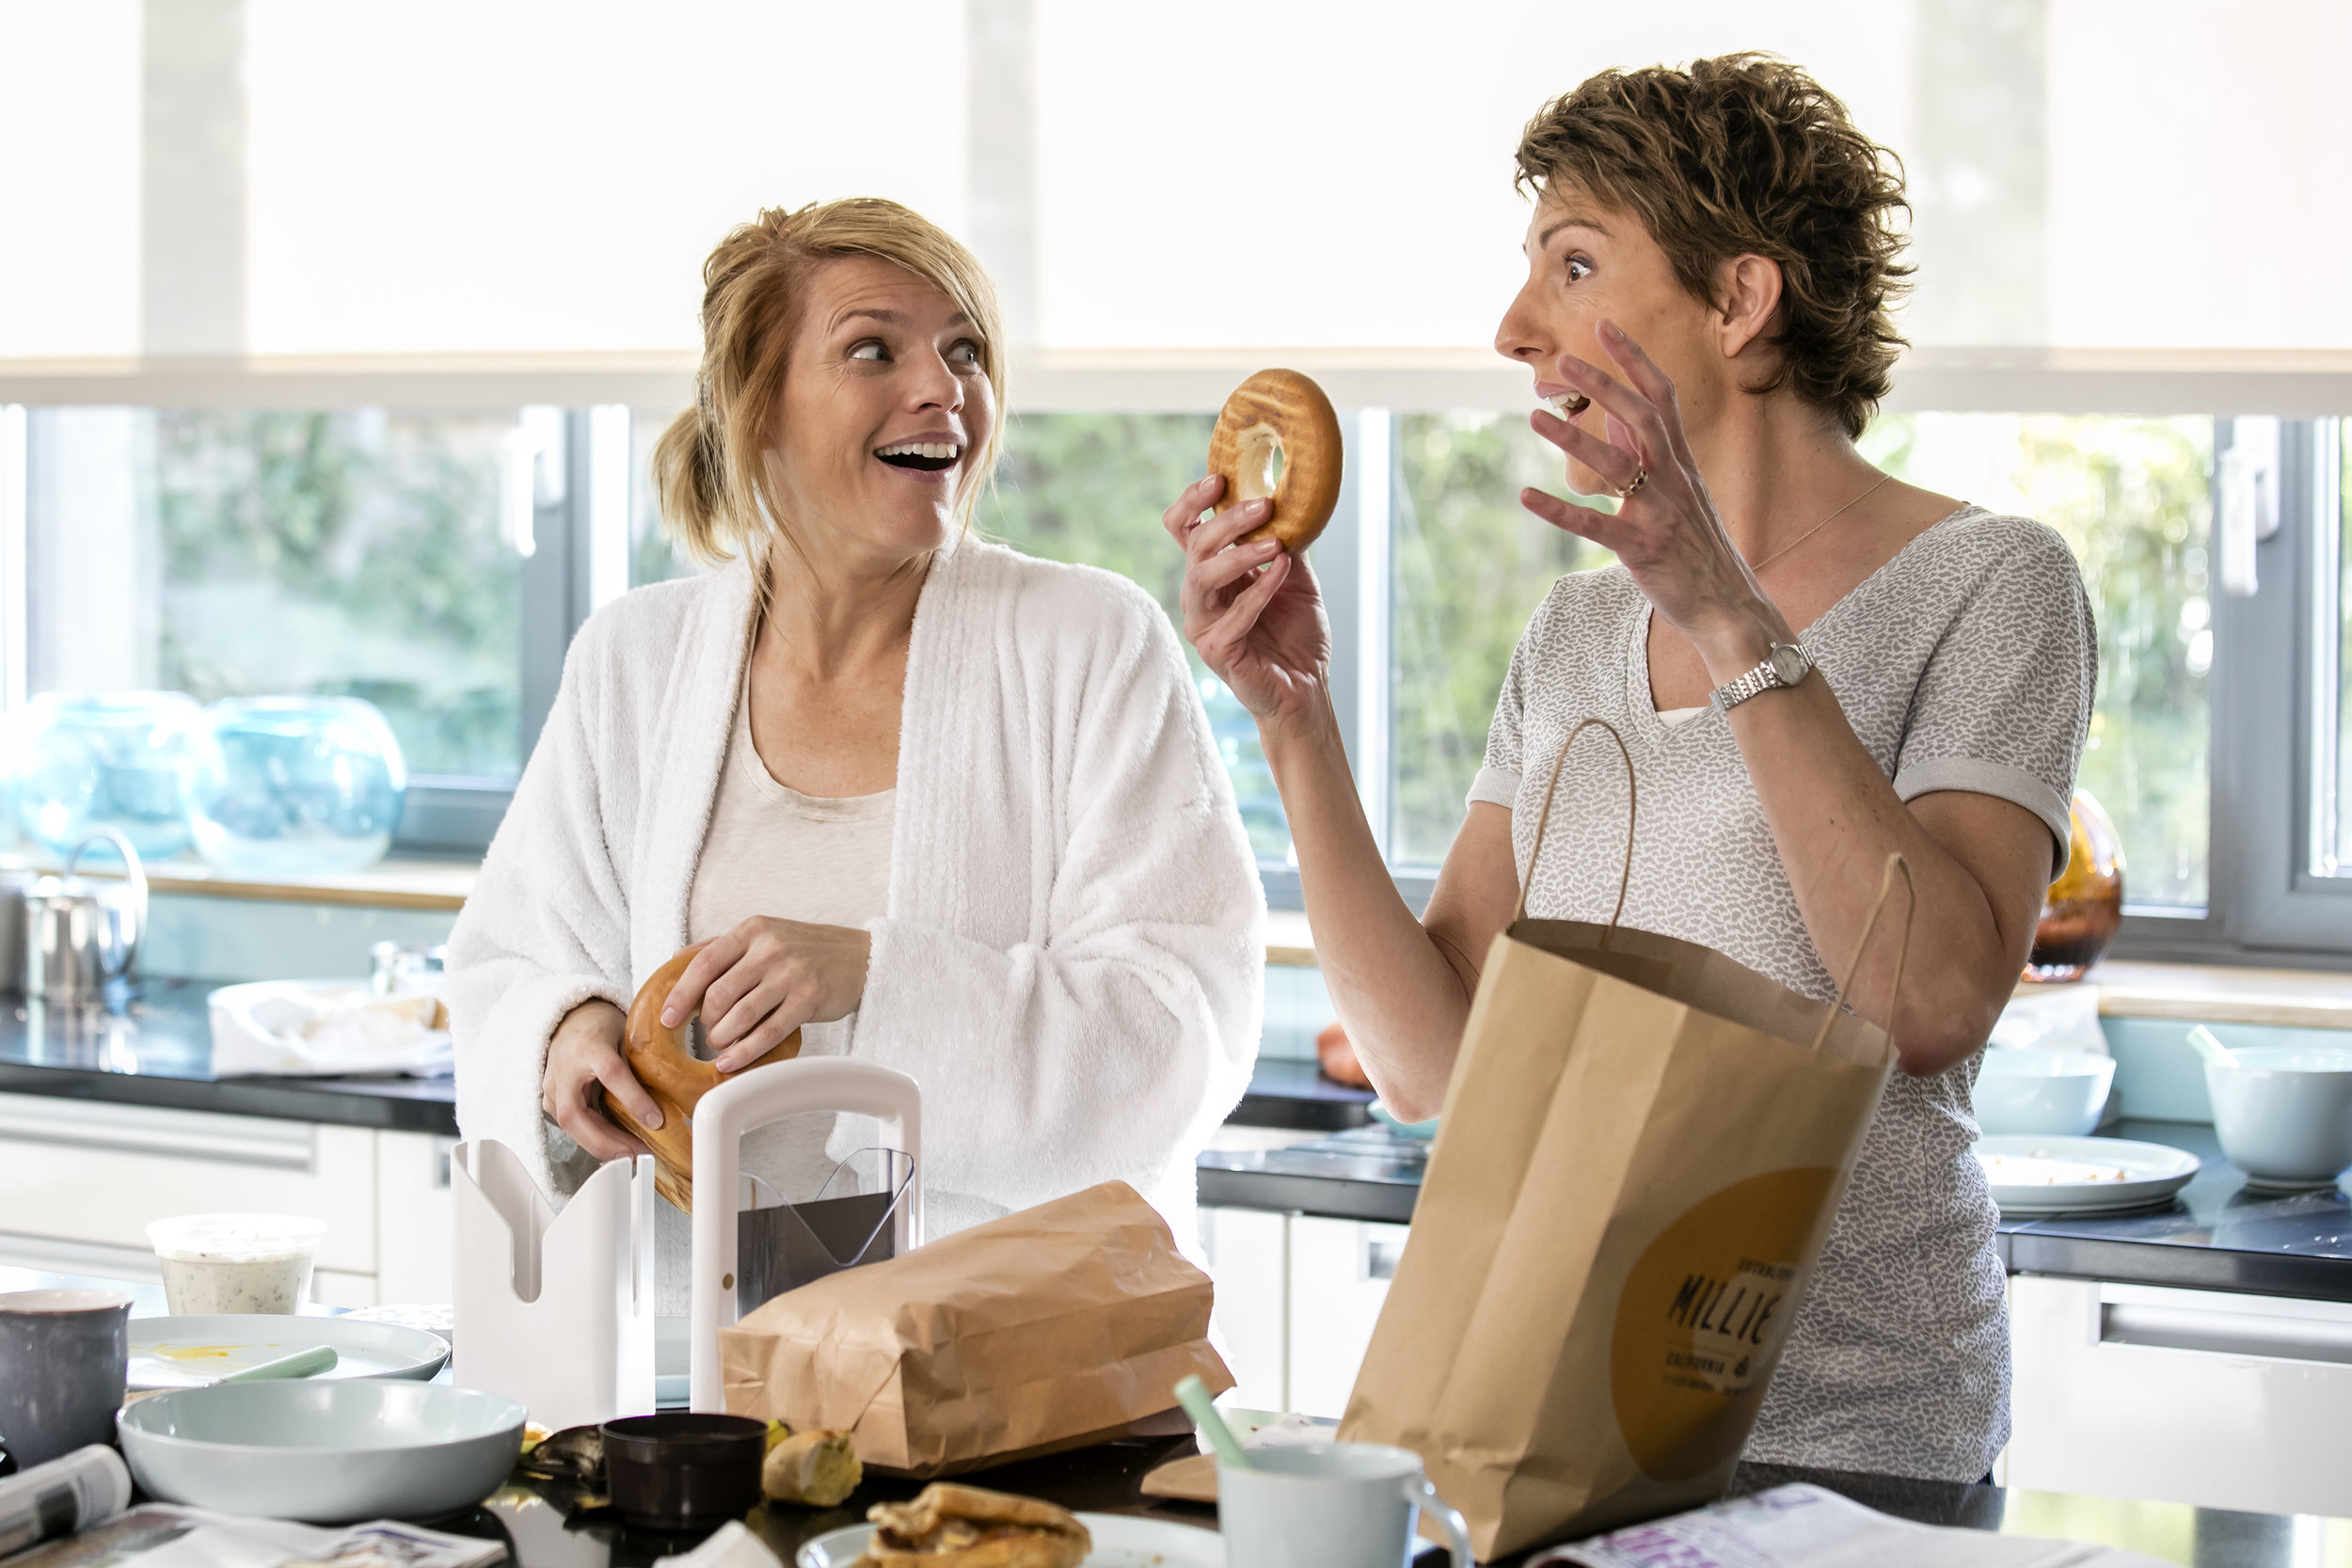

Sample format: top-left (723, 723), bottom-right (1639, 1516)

top-left (2009, 1275), bottom-right (2352, 1518)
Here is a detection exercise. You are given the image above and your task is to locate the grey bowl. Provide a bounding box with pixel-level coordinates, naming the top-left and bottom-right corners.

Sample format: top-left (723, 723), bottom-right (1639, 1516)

top-left (119, 1380), bottom-right (525, 1523)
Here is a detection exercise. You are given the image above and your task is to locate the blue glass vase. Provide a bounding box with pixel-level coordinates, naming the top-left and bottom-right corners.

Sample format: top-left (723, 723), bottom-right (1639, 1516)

top-left (189, 697), bottom-right (408, 876)
top-left (19, 692), bottom-right (206, 862)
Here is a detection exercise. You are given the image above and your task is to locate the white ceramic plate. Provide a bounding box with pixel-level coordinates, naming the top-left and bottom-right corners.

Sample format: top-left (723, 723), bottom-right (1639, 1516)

top-left (798, 1513), bottom-right (1220, 1568)
top-left (128, 1313), bottom-right (450, 1389)
top-left (1976, 1134), bottom-right (2201, 1215)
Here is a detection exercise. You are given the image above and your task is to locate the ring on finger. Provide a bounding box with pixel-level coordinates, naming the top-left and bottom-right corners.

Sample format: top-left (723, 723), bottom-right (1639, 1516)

top-left (1619, 467), bottom-right (1647, 499)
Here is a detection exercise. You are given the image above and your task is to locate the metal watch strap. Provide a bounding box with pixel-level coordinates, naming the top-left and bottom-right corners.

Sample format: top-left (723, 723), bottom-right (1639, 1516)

top-left (1710, 642), bottom-right (1810, 715)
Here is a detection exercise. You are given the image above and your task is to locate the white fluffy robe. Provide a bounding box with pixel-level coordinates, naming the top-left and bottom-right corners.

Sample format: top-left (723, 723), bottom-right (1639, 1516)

top-left (446, 538), bottom-right (1264, 1243)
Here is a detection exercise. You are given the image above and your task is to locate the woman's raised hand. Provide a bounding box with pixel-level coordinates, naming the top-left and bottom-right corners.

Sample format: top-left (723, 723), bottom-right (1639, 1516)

top-left (1163, 476), bottom-right (1335, 736)
top-left (1521, 321), bottom-right (1784, 658)
top-left (660, 916), bottom-right (872, 1073)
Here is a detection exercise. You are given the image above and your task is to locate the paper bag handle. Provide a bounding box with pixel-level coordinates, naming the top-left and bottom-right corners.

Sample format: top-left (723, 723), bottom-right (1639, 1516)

top-left (1811, 852), bottom-right (1917, 1057)
top-left (1516, 718), bottom-right (1637, 937)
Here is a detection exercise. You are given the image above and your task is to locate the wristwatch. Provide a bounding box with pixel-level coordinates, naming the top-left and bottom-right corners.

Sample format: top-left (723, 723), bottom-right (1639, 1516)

top-left (1710, 641), bottom-right (1813, 714)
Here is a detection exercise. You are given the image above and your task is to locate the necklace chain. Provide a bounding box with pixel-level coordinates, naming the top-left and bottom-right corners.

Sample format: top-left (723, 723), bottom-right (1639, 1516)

top-left (1746, 471), bottom-right (1896, 574)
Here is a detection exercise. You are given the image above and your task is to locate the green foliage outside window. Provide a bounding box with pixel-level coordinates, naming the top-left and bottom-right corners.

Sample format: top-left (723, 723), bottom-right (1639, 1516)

top-left (1391, 412), bottom-right (1588, 865)
top-left (979, 412), bottom-right (1295, 863)
top-left (1865, 414), bottom-right (2212, 909)
top-left (151, 410), bottom-right (524, 779)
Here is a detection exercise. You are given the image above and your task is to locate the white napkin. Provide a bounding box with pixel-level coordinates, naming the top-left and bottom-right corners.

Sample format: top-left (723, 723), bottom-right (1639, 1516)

top-left (208, 979), bottom-right (454, 1078)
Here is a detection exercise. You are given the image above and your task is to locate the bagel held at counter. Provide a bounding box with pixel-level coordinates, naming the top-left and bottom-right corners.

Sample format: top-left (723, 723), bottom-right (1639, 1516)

top-left (603, 945), bottom-right (801, 1212)
top-left (1206, 369), bottom-right (1343, 553)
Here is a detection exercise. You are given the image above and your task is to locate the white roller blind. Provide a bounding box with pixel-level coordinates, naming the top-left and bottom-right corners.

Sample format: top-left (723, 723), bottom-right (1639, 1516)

top-left (3, 0), bottom-right (2346, 385)
top-left (1031, 0), bottom-right (1912, 352)
top-left (244, 0), bottom-right (967, 357)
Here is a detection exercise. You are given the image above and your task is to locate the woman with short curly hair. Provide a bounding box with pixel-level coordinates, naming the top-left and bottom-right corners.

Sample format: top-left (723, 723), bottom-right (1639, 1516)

top-left (1168, 55), bottom-right (2094, 1477)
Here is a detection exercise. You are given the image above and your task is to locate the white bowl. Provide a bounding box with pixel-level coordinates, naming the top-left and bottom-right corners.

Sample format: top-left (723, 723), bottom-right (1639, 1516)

top-left (1974, 1050), bottom-right (2115, 1136)
top-left (119, 1379), bottom-right (524, 1522)
top-left (2206, 1046), bottom-right (2352, 1190)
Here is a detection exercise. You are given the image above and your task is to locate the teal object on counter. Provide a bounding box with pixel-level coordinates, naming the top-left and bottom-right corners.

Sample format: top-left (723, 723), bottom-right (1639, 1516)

top-left (1369, 1101), bottom-right (1439, 1140)
top-left (118, 1380), bottom-right (525, 1523)
top-left (18, 692), bottom-right (207, 861)
top-left (188, 697), bottom-right (407, 875)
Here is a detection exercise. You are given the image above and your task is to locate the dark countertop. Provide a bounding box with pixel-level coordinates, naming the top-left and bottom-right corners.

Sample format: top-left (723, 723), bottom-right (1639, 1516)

top-left (1200, 1119), bottom-right (2352, 1303)
top-left (0, 979), bottom-right (461, 1134)
top-left (1998, 1118), bottom-right (2352, 1303)
top-left (0, 980), bottom-right (1375, 1143)
top-left (439, 1432), bottom-right (2336, 1568)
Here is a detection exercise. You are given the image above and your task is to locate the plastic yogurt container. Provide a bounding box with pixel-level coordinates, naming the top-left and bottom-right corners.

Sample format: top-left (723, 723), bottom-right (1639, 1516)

top-left (145, 1213), bottom-right (327, 1315)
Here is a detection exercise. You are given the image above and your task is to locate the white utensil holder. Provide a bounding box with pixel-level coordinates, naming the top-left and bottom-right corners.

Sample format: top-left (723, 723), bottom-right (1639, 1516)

top-left (688, 1058), bottom-right (922, 1412)
top-left (451, 1139), bottom-right (656, 1430)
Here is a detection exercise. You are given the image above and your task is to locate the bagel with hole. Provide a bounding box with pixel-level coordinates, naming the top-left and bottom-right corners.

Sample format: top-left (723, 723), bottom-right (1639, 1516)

top-left (1206, 368), bottom-right (1343, 553)
top-left (601, 944), bottom-right (800, 1212)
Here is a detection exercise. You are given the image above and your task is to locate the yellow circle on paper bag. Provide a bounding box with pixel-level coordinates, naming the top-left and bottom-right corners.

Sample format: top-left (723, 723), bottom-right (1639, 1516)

top-left (1610, 1166), bottom-right (1837, 1481)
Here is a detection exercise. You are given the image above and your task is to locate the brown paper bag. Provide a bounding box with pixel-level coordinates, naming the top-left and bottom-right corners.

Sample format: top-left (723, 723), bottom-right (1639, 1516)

top-left (718, 1180), bottom-right (1232, 1476)
top-left (1340, 720), bottom-right (1913, 1559)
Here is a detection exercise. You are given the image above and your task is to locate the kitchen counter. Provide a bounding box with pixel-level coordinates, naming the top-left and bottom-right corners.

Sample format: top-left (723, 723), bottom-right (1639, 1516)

top-left (435, 1428), bottom-right (2344, 1568)
top-left (1200, 1120), bottom-right (2352, 1300)
top-left (0, 980), bottom-right (1372, 1143)
top-left (0, 979), bottom-right (459, 1134)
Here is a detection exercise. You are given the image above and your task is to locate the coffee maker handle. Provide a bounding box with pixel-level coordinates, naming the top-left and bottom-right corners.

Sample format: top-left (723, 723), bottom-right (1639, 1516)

top-left (687, 1058), bottom-right (922, 1414)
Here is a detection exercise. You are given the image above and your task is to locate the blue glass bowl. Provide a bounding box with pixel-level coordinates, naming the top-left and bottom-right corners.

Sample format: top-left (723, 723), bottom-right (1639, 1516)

top-left (19, 692), bottom-right (207, 862)
top-left (189, 698), bottom-right (408, 876)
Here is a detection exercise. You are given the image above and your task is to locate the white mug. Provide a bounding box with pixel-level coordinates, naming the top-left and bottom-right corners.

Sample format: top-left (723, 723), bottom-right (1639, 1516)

top-left (1219, 1442), bottom-right (1474, 1568)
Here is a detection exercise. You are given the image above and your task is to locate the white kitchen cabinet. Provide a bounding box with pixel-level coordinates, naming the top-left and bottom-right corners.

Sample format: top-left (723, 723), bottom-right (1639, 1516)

top-left (376, 1131), bottom-right (456, 1304)
top-left (0, 1091), bottom-right (376, 1270)
top-left (2008, 1274), bottom-right (2352, 1517)
top-left (1286, 1214), bottom-right (1407, 1419)
top-left (1200, 1204), bottom-right (1289, 1411)
top-left (0, 1090), bottom-right (458, 1309)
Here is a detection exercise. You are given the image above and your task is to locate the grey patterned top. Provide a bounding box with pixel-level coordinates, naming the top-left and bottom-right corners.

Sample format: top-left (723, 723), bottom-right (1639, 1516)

top-left (1470, 505), bottom-right (2096, 1481)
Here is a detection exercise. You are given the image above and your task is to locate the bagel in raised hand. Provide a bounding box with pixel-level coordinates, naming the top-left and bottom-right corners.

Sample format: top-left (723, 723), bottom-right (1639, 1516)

top-left (601, 944), bottom-right (800, 1212)
top-left (1205, 368), bottom-right (1343, 554)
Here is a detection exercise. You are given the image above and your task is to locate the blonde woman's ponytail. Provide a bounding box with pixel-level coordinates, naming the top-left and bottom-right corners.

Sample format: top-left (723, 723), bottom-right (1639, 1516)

top-left (650, 389), bottom-right (728, 563)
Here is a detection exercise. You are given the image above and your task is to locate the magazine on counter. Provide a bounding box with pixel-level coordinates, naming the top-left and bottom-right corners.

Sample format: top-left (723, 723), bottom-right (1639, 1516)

top-left (0, 1447), bottom-right (501, 1568)
top-left (1530, 1484), bottom-right (2177, 1568)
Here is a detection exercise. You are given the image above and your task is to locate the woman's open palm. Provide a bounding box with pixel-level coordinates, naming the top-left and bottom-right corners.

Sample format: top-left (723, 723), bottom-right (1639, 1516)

top-left (1163, 477), bottom-right (1335, 735)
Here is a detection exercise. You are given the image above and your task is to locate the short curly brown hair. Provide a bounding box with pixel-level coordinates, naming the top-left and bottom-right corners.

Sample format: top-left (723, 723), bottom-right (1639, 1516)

top-left (1515, 54), bottom-right (1910, 440)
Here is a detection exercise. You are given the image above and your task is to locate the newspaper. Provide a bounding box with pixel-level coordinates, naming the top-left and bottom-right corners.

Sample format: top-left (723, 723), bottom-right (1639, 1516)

top-left (1530, 1484), bottom-right (2177, 1568)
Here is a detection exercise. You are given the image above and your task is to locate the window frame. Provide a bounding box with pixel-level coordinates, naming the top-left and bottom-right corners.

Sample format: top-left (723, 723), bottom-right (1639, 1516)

top-left (8, 386), bottom-right (2351, 975)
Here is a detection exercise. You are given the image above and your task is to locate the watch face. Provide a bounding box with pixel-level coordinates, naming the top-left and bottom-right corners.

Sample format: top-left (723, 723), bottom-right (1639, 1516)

top-left (1769, 643), bottom-right (1808, 685)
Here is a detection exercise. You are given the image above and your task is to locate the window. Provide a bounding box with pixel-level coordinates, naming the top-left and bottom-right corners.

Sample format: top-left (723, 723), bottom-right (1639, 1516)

top-left (14, 405), bottom-right (587, 853)
top-left (980, 412), bottom-right (1294, 866)
top-left (1862, 414), bottom-right (2216, 911)
top-left (1390, 412), bottom-right (1589, 867)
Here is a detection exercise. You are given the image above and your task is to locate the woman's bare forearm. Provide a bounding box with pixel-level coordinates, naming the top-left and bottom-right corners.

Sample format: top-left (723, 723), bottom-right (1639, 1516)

top-left (1705, 630), bottom-right (2046, 1072)
top-left (1263, 708), bottom-right (1480, 1118)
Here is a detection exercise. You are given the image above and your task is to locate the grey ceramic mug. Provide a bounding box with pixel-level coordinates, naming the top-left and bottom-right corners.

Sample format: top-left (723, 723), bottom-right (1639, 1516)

top-left (0, 1290), bottom-right (133, 1469)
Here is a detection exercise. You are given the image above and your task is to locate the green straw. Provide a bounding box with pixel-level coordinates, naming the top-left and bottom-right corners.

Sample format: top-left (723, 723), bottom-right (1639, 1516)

top-left (2186, 1025), bottom-right (2235, 1069)
top-left (217, 1345), bottom-right (338, 1385)
top-left (1173, 1374), bottom-right (1251, 1468)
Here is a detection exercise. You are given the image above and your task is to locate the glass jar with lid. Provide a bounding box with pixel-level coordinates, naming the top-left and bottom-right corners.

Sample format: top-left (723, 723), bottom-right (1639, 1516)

top-left (188, 696), bottom-right (408, 876)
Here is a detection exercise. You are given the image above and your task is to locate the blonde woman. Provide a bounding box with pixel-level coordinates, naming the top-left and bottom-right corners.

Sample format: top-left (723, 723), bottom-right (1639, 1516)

top-left (448, 199), bottom-right (1262, 1275)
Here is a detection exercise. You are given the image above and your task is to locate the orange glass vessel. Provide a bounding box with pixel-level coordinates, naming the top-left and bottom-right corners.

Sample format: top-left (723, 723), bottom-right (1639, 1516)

top-left (2025, 788), bottom-right (2125, 983)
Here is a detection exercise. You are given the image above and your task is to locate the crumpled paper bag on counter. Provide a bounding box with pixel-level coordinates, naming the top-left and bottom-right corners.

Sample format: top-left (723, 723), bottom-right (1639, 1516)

top-left (719, 1180), bottom-right (1232, 1477)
